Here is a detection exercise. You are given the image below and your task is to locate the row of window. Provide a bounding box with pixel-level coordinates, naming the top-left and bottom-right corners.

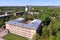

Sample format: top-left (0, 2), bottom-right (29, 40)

top-left (7, 24), bottom-right (34, 38)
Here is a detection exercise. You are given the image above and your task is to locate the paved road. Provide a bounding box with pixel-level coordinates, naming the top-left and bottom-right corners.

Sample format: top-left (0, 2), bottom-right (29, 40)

top-left (0, 37), bottom-right (4, 40)
top-left (0, 29), bottom-right (8, 40)
top-left (0, 30), bottom-right (8, 37)
top-left (0, 28), bottom-right (4, 32)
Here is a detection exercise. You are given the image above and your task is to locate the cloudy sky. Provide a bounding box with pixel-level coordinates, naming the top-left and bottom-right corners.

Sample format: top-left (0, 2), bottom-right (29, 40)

top-left (0, 0), bottom-right (60, 6)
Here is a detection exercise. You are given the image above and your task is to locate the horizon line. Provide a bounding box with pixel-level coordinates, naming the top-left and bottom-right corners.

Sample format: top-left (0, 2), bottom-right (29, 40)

top-left (0, 5), bottom-right (60, 6)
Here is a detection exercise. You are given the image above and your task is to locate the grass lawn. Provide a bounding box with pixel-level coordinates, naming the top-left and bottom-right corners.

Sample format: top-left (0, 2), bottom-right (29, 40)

top-left (3, 33), bottom-right (28, 40)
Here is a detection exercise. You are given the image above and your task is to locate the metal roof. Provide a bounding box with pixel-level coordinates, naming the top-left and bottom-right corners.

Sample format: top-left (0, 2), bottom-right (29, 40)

top-left (0, 14), bottom-right (10, 17)
top-left (6, 18), bottom-right (42, 30)
top-left (15, 18), bottom-right (25, 21)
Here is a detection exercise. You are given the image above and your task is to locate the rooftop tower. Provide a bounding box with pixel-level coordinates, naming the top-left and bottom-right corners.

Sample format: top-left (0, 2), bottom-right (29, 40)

top-left (25, 5), bottom-right (31, 12)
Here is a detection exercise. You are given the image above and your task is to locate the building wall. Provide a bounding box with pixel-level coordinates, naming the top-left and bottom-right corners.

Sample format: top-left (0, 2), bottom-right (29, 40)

top-left (6, 23), bottom-right (36, 39)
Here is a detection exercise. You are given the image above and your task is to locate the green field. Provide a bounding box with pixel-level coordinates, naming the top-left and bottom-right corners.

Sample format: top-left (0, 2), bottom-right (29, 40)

top-left (3, 33), bottom-right (28, 40)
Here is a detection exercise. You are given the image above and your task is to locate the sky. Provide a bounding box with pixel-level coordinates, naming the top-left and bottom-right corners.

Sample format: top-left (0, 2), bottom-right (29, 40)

top-left (0, 0), bottom-right (60, 6)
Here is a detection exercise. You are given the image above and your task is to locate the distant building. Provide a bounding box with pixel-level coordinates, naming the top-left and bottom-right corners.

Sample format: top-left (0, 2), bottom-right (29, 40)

top-left (0, 11), bottom-right (24, 16)
top-left (25, 5), bottom-right (31, 12)
top-left (0, 14), bottom-right (10, 18)
top-left (0, 11), bottom-right (11, 18)
top-left (5, 18), bottom-right (42, 39)
top-left (0, 11), bottom-right (14, 15)
top-left (5, 11), bottom-right (14, 15)
top-left (28, 12), bottom-right (39, 15)
top-left (13, 11), bottom-right (24, 16)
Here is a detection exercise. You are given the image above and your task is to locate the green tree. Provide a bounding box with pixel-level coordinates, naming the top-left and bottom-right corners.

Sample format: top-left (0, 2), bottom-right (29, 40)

top-left (56, 31), bottom-right (60, 40)
top-left (42, 26), bottom-right (48, 35)
top-left (49, 35), bottom-right (56, 40)
top-left (44, 17), bottom-right (51, 26)
top-left (0, 19), bottom-right (4, 27)
top-left (32, 33), bottom-right (40, 40)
